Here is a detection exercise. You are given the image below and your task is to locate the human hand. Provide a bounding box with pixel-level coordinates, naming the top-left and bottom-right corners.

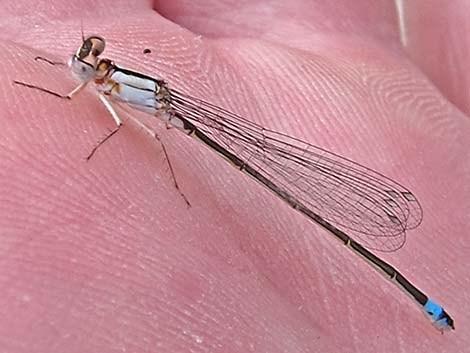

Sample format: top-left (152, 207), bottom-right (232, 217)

top-left (1, 1), bottom-right (468, 352)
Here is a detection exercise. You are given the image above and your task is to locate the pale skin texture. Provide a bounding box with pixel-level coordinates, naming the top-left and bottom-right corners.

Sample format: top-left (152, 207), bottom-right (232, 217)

top-left (1, 0), bottom-right (469, 352)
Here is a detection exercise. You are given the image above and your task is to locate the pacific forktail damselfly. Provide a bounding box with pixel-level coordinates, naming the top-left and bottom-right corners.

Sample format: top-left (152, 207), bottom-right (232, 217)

top-left (13, 35), bottom-right (454, 331)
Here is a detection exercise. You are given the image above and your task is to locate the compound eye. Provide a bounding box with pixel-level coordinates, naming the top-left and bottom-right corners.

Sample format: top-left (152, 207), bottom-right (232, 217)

top-left (77, 35), bottom-right (105, 59)
top-left (87, 36), bottom-right (105, 56)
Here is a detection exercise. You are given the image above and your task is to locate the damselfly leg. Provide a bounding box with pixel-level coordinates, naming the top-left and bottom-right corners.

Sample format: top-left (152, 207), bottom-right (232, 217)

top-left (14, 59), bottom-right (191, 207)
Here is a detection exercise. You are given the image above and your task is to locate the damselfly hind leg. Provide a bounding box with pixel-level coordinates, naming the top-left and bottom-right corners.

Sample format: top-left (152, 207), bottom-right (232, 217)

top-left (97, 94), bottom-right (191, 207)
top-left (86, 125), bottom-right (123, 161)
top-left (126, 113), bottom-right (191, 208)
top-left (158, 134), bottom-right (191, 208)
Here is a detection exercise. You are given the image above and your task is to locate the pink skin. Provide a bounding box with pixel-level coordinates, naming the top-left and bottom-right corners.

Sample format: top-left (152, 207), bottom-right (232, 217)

top-left (1, 0), bottom-right (469, 352)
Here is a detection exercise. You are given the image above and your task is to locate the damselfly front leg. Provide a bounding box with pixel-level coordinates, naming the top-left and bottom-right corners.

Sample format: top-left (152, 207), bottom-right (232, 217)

top-left (14, 79), bottom-right (88, 100)
top-left (13, 77), bottom-right (123, 156)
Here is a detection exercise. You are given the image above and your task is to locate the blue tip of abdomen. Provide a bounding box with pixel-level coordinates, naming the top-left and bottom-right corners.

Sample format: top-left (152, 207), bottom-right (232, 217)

top-left (424, 299), bottom-right (455, 331)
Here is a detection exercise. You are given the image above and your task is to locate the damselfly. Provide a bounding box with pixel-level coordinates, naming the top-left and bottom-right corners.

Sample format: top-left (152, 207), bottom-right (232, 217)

top-left (14, 35), bottom-right (454, 331)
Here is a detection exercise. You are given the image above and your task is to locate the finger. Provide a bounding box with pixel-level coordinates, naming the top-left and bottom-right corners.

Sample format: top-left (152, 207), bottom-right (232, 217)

top-left (400, 0), bottom-right (470, 115)
top-left (154, 0), bottom-right (402, 52)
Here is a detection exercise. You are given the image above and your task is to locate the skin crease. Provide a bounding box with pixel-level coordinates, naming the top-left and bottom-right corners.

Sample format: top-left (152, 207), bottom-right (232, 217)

top-left (0, 0), bottom-right (469, 352)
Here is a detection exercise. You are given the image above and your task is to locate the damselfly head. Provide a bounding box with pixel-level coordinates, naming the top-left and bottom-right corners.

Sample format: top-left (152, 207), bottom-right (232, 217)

top-left (68, 35), bottom-right (106, 82)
